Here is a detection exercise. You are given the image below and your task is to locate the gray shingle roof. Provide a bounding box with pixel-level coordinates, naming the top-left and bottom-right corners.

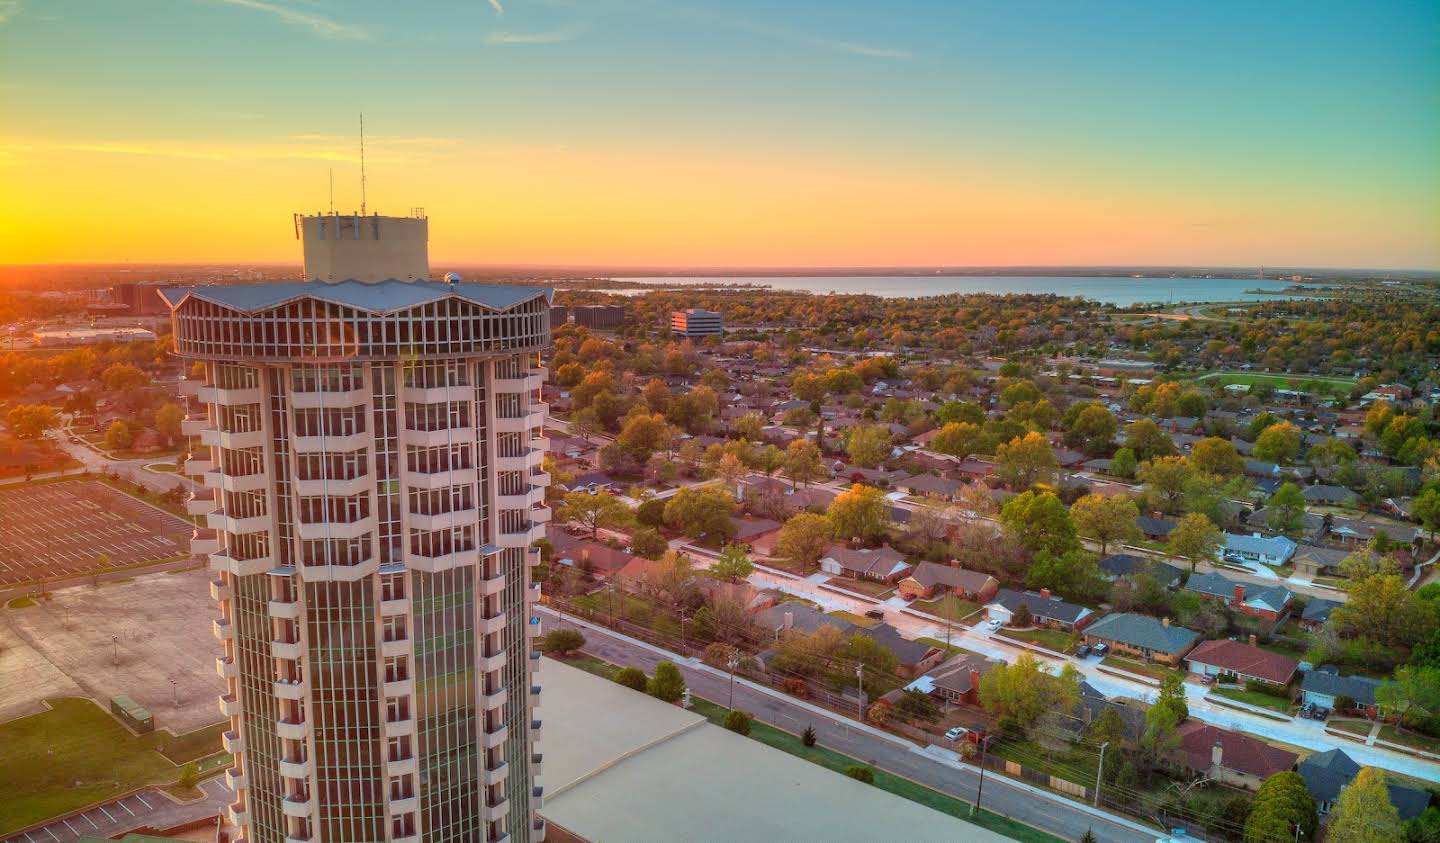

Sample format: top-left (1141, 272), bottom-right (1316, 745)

top-left (1298, 749), bottom-right (1431, 818)
top-left (161, 279), bottom-right (551, 314)
top-left (1300, 671), bottom-right (1381, 706)
top-left (1084, 612), bottom-right (1200, 655)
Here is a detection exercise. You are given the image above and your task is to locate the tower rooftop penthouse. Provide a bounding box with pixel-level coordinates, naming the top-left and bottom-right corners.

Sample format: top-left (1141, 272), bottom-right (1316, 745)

top-left (170, 214), bottom-right (552, 843)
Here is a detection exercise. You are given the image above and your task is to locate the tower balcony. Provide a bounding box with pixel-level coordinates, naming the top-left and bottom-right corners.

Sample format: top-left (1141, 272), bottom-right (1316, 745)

top-left (273, 677), bottom-right (308, 700)
top-left (496, 487), bottom-right (545, 510)
top-left (210, 470), bottom-right (269, 494)
top-left (227, 802), bottom-right (250, 829)
top-left (407, 508), bottom-right (475, 532)
top-left (292, 431), bottom-right (369, 453)
top-left (222, 729), bottom-right (245, 755)
top-left (281, 793), bottom-right (314, 818)
top-left (492, 372), bottom-right (544, 392)
top-left (494, 448), bottom-right (545, 473)
top-left (193, 529), bottom-right (221, 556)
top-left (482, 761), bottom-right (509, 788)
top-left (380, 637), bottom-right (410, 659)
top-left (493, 411), bottom-right (544, 434)
top-left (178, 377), bottom-right (204, 398)
top-left (208, 577), bottom-right (231, 602)
top-left (405, 547), bottom-right (480, 574)
top-left (405, 467), bottom-right (475, 490)
top-left (218, 693), bottom-right (241, 718)
top-left (401, 384), bottom-right (471, 404)
top-left (224, 767), bottom-right (247, 792)
top-left (480, 798), bottom-right (511, 823)
top-left (200, 427), bottom-right (266, 450)
top-left (212, 618), bottom-right (234, 641)
top-left (271, 639), bottom-right (303, 660)
top-left (276, 717), bottom-right (307, 741)
top-left (481, 724), bottom-right (509, 750)
top-left (198, 386), bottom-right (263, 406)
top-left (404, 426), bottom-right (475, 448)
top-left (268, 597), bottom-right (300, 620)
top-left (180, 416), bottom-right (208, 437)
top-left (186, 489), bottom-right (218, 516)
top-left (530, 505), bottom-right (552, 524)
top-left (296, 515), bottom-right (375, 541)
top-left (480, 686), bottom-right (508, 711)
top-left (479, 573), bottom-right (506, 597)
top-left (278, 756), bottom-right (313, 780)
top-left (388, 793), bottom-right (419, 816)
top-left (478, 652), bottom-right (507, 674)
top-left (496, 524), bottom-right (545, 549)
top-left (215, 655), bottom-right (237, 681)
top-left (290, 387), bottom-right (368, 409)
top-left (478, 612), bottom-right (507, 636)
top-left (210, 551), bottom-right (274, 578)
top-left (294, 474), bottom-right (370, 497)
top-left (182, 457), bottom-right (214, 477)
top-left (208, 511), bottom-right (271, 536)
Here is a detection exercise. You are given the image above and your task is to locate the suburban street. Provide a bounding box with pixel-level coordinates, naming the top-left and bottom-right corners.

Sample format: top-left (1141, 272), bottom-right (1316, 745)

top-left (540, 608), bottom-right (1160, 843)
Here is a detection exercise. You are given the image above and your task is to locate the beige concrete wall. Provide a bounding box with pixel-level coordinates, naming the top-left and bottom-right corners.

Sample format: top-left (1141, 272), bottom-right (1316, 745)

top-left (300, 214), bottom-right (429, 282)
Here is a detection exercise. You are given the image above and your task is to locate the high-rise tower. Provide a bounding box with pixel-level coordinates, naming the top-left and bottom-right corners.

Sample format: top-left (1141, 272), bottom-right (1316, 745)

top-left (166, 215), bottom-right (551, 843)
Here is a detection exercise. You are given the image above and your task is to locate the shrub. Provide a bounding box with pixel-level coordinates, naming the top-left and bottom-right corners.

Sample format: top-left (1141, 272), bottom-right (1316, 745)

top-left (636, 498), bottom-right (667, 527)
top-left (631, 527), bottom-right (669, 559)
top-left (1244, 680), bottom-right (1292, 700)
top-left (844, 765), bottom-right (875, 784)
top-left (782, 677), bottom-right (810, 699)
top-left (722, 709), bottom-right (753, 736)
top-left (614, 667), bottom-right (648, 692)
top-left (648, 660), bottom-right (686, 703)
top-left (541, 628), bottom-right (585, 656)
top-left (176, 761), bottom-right (199, 790)
top-left (802, 725), bottom-right (817, 747)
top-left (1012, 603), bottom-right (1033, 627)
top-left (1333, 694), bottom-right (1356, 713)
top-left (703, 642), bottom-right (740, 670)
top-left (866, 700), bottom-right (891, 725)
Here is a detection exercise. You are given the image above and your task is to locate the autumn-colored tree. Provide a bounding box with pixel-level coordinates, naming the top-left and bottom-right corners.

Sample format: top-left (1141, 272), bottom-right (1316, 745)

top-left (1070, 494), bottom-right (1141, 554)
top-left (775, 513), bottom-right (833, 566)
top-left (1168, 512), bottom-right (1222, 572)
top-left (995, 431), bottom-right (1058, 489)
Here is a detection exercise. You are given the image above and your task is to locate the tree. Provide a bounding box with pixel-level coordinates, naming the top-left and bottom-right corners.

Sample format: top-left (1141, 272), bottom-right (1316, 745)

top-left (1332, 574), bottom-right (1438, 650)
top-left (1265, 482), bottom-right (1307, 536)
top-left (775, 513), bottom-right (833, 566)
top-left (1110, 447), bottom-right (1138, 479)
top-left (541, 628), bottom-right (585, 656)
top-left (569, 407), bottom-right (602, 443)
top-left (1070, 494), bottom-right (1141, 554)
top-left (931, 422), bottom-right (984, 460)
top-left (936, 400), bottom-right (985, 426)
top-left (6, 404), bottom-right (59, 439)
top-left (893, 690), bottom-right (941, 723)
top-left (1012, 603), bottom-right (1033, 627)
top-left (663, 485), bottom-right (737, 541)
top-left (1413, 488), bottom-right (1440, 544)
top-left (604, 667), bottom-right (646, 693)
top-left (560, 491), bottom-right (631, 539)
top-left (1065, 402), bottom-right (1118, 455)
top-left (783, 439), bottom-right (826, 488)
top-left (648, 660), bottom-right (687, 703)
top-left (1124, 418), bottom-right (1176, 460)
top-left (995, 431), bottom-right (1058, 489)
top-left (723, 709), bottom-right (753, 735)
top-left (802, 724), bottom-right (817, 747)
top-left (999, 490), bottom-right (1078, 556)
top-left (979, 653), bottom-right (1082, 738)
top-left (1254, 421), bottom-right (1302, 465)
top-left (844, 765), bottom-right (875, 784)
top-left (1244, 771), bottom-right (1317, 843)
top-left (1191, 436), bottom-right (1245, 476)
top-left (1026, 549), bottom-right (1103, 602)
top-left (1079, 830), bottom-right (1098, 843)
top-left (714, 543), bottom-right (753, 581)
top-left (176, 761), bottom-right (199, 790)
top-left (636, 497), bottom-right (668, 527)
top-left (1376, 666), bottom-right (1440, 728)
top-left (1328, 767), bottom-right (1405, 843)
top-left (615, 412), bottom-right (673, 462)
top-left (1136, 456), bottom-right (1194, 514)
top-left (642, 378), bottom-right (671, 413)
top-left (827, 484), bottom-right (891, 543)
top-left (631, 527), bottom-right (669, 559)
top-left (716, 451), bottom-right (747, 488)
top-left (846, 424), bottom-right (892, 469)
top-left (154, 402), bottom-right (184, 445)
top-left (104, 420), bottom-right (133, 451)
top-left (1152, 672), bottom-right (1189, 725)
top-left (101, 362), bottom-right (148, 392)
top-left (1168, 512), bottom-right (1222, 572)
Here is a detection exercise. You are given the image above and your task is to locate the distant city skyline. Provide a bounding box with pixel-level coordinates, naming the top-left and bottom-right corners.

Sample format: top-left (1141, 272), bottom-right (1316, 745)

top-left (1, 0), bottom-right (1438, 268)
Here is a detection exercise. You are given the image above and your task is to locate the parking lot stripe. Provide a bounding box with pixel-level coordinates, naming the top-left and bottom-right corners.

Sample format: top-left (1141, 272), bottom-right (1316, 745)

top-left (117, 799), bottom-right (134, 817)
top-left (134, 794), bottom-right (152, 809)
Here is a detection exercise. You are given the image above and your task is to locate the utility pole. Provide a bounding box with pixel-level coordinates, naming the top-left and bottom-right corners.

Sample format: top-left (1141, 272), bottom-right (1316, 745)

top-left (111, 634), bottom-right (119, 666)
top-left (727, 653), bottom-right (740, 710)
top-left (855, 662), bottom-right (864, 721)
top-left (171, 678), bottom-right (179, 708)
top-left (1093, 742), bottom-right (1109, 807)
top-left (970, 736), bottom-right (989, 817)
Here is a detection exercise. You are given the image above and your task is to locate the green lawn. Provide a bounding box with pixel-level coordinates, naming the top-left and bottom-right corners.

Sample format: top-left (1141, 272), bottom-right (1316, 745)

top-left (829, 610), bottom-right (880, 628)
top-left (1328, 719), bottom-right (1372, 737)
top-left (1210, 687), bottom-right (1294, 714)
top-left (919, 637), bottom-right (983, 658)
top-left (1190, 371), bottom-right (1356, 398)
top-left (0, 698), bottom-right (225, 835)
top-left (826, 577), bottom-right (896, 599)
top-left (1378, 725), bottom-right (1440, 754)
top-left (689, 698), bottom-right (1063, 843)
top-left (996, 627), bottom-right (1077, 654)
top-left (987, 738), bottom-right (1099, 788)
top-left (914, 595), bottom-right (983, 625)
top-left (1100, 656), bottom-right (1178, 682)
top-left (556, 653), bottom-right (621, 681)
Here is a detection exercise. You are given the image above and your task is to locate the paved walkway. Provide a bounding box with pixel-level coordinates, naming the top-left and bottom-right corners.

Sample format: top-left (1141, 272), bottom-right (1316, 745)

top-left (3, 777), bottom-right (230, 843)
top-left (539, 607), bottom-right (1159, 843)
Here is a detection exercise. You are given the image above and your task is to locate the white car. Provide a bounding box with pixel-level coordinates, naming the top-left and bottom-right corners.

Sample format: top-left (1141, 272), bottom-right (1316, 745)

top-left (986, 619), bottom-right (1002, 630)
top-left (945, 726), bottom-right (969, 742)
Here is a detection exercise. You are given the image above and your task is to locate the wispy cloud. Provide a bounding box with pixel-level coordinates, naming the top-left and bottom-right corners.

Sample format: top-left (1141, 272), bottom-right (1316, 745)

top-left (210, 0), bottom-right (368, 40)
top-left (664, 3), bottom-right (911, 60)
top-left (0, 0), bottom-right (21, 26)
top-left (487, 0), bottom-right (504, 15)
top-left (482, 26), bottom-right (578, 45)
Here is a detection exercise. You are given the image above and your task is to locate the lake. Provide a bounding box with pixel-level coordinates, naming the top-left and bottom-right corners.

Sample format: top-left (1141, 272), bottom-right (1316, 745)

top-left (607, 275), bottom-right (1301, 306)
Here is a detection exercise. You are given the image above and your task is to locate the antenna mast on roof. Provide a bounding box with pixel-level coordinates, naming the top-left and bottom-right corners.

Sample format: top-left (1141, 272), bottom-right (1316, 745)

top-left (328, 168), bottom-right (334, 215)
top-left (359, 112), bottom-right (367, 217)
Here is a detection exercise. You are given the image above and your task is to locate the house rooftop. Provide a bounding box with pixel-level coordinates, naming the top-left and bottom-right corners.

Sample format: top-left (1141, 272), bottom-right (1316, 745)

top-left (1084, 612), bottom-right (1199, 655)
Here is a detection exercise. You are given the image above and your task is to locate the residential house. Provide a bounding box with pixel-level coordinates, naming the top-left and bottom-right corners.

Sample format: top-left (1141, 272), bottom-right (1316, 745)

top-left (1297, 749), bottom-right (1431, 819)
top-left (897, 473), bottom-right (963, 499)
top-left (985, 589), bottom-right (1094, 631)
top-left (755, 602), bottom-right (853, 640)
top-left (818, 545), bottom-right (912, 583)
top-left (1303, 485), bottom-right (1360, 507)
top-left (1135, 515), bottom-right (1176, 541)
top-left (904, 652), bottom-right (999, 706)
top-left (1222, 533), bottom-right (1297, 566)
top-left (1326, 515), bottom-right (1421, 550)
top-left (1175, 723), bottom-right (1299, 791)
top-left (729, 516), bottom-right (783, 554)
top-left (860, 623), bottom-right (945, 679)
top-left (1186, 638), bottom-right (1298, 687)
top-left (562, 470), bottom-right (617, 494)
top-left (1082, 613), bottom-right (1200, 666)
top-left (1243, 509), bottom-right (1325, 542)
top-left (1299, 598), bottom-right (1341, 633)
top-left (1245, 460), bottom-right (1283, 480)
top-left (557, 540), bottom-right (639, 579)
top-left (1097, 554), bottom-right (1184, 589)
top-left (1291, 544), bottom-right (1347, 579)
top-left (897, 562), bottom-right (999, 602)
top-left (1300, 671), bottom-right (1383, 717)
top-left (1183, 573), bottom-right (1293, 622)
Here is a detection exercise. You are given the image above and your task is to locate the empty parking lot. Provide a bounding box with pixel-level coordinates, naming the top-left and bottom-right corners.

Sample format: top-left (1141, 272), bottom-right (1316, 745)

top-left (0, 481), bottom-right (194, 587)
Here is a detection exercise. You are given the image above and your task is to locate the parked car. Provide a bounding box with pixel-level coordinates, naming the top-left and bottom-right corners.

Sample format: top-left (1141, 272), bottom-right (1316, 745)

top-left (945, 726), bottom-right (969, 742)
top-left (1092, 643), bottom-right (1109, 656)
top-left (864, 609), bottom-right (885, 621)
top-left (986, 619), bottom-right (1002, 630)
top-left (1074, 645), bottom-right (1090, 658)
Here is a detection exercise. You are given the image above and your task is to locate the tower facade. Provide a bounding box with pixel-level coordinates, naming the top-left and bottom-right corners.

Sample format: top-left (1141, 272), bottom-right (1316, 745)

top-left (167, 277), bottom-right (552, 843)
top-left (296, 212), bottom-right (431, 283)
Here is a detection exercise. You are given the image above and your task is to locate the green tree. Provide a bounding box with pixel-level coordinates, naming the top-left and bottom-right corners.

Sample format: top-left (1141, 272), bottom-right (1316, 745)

top-left (1412, 488), bottom-right (1440, 544)
top-left (1191, 436), bottom-right (1245, 476)
top-left (1328, 767), bottom-right (1405, 843)
top-left (541, 628), bottom-right (586, 656)
top-left (935, 400), bottom-right (985, 426)
top-left (1376, 665), bottom-right (1440, 728)
top-left (615, 666), bottom-right (649, 691)
top-left (101, 362), bottom-right (148, 392)
top-left (1136, 456), bottom-right (1194, 514)
top-left (999, 490), bottom-right (1078, 556)
top-left (631, 527), bottom-right (669, 559)
top-left (663, 485), bottom-right (738, 541)
top-left (1025, 548), bottom-right (1103, 602)
top-left (560, 491), bottom-right (632, 539)
top-left (1124, 418), bottom-right (1176, 460)
top-left (714, 543), bottom-right (753, 581)
top-left (615, 412), bottom-right (673, 462)
top-left (176, 761), bottom-right (199, 790)
top-left (1110, 447), bottom-right (1138, 479)
top-left (846, 424), bottom-right (892, 469)
top-left (1332, 574), bottom-right (1438, 650)
top-left (995, 431), bottom-right (1059, 489)
top-left (1254, 421), bottom-right (1302, 465)
top-left (775, 513), bottom-right (833, 566)
top-left (723, 709), bottom-right (753, 735)
top-left (783, 439), bottom-right (826, 488)
top-left (1070, 494), bottom-right (1141, 554)
top-left (1065, 402), bottom-right (1118, 455)
top-left (979, 652), bottom-right (1082, 738)
top-left (103, 420), bottom-right (133, 451)
top-left (1168, 512), bottom-right (1223, 572)
top-left (826, 484), bottom-right (892, 543)
top-left (893, 689), bottom-right (941, 723)
top-left (648, 660), bottom-right (687, 703)
top-left (1244, 771), bottom-right (1317, 843)
top-left (930, 422), bottom-right (983, 460)
top-left (1265, 482), bottom-right (1307, 536)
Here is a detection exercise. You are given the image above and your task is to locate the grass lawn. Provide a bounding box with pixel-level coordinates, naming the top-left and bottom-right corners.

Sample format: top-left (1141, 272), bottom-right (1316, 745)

top-left (987, 738), bottom-right (1100, 789)
top-left (1100, 656), bottom-right (1178, 682)
top-left (825, 577), bottom-right (895, 599)
top-left (0, 698), bottom-right (224, 835)
top-left (829, 610), bottom-right (880, 628)
top-left (1378, 725), bottom-right (1440, 754)
top-left (6, 596), bottom-right (37, 608)
top-left (914, 595), bottom-right (983, 625)
top-left (154, 721), bottom-right (227, 764)
top-left (1190, 371), bottom-right (1355, 398)
top-left (555, 653), bottom-right (621, 681)
top-left (919, 637), bottom-right (983, 658)
top-left (688, 698), bottom-right (1063, 843)
top-left (1210, 687), bottom-right (1294, 714)
top-left (145, 463), bottom-right (179, 473)
top-left (1328, 719), bottom-right (1373, 737)
top-left (996, 627), bottom-right (1076, 654)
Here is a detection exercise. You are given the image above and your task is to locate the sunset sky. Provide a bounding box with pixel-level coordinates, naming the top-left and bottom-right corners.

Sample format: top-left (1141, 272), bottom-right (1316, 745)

top-left (1, 0), bottom-right (1437, 268)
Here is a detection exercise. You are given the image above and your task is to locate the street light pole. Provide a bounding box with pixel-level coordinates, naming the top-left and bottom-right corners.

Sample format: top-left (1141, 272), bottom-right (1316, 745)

top-left (1093, 742), bottom-right (1109, 807)
top-left (171, 679), bottom-right (179, 708)
top-left (970, 736), bottom-right (989, 817)
top-left (855, 663), bottom-right (864, 721)
top-left (111, 634), bottom-right (119, 666)
top-left (727, 653), bottom-right (739, 710)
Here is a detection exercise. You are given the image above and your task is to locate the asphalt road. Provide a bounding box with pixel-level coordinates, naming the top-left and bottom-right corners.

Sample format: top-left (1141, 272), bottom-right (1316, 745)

top-left (540, 609), bottom-right (1159, 843)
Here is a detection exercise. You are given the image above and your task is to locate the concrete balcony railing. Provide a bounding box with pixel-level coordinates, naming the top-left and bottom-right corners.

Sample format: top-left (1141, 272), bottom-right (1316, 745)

top-left (378, 597), bottom-right (409, 616)
top-left (227, 802), bottom-right (250, 829)
top-left (482, 761), bottom-right (509, 788)
top-left (296, 515), bottom-right (375, 541)
top-left (222, 729), bottom-right (244, 754)
top-left (187, 490), bottom-right (219, 516)
top-left (481, 724), bottom-right (509, 750)
top-left (278, 757), bottom-right (312, 780)
top-left (531, 505), bottom-right (552, 524)
top-left (218, 693), bottom-right (241, 718)
top-left (193, 529), bottom-right (221, 556)
top-left (478, 612), bottom-right (506, 636)
top-left (493, 411), bottom-right (544, 434)
top-left (273, 678), bottom-right (307, 700)
top-left (208, 578), bottom-right (231, 602)
top-left (495, 524), bottom-right (545, 549)
top-left (405, 466), bottom-right (475, 491)
top-left (380, 637), bottom-right (409, 659)
top-left (480, 798), bottom-right (511, 823)
top-left (213, 618), bottom-right (234, 641)
top-left (211, 470), bottom-right (268, 494)
top-left (201, 427), bottom-right (266, 450)
top-left (403, 426), bottom-right (475, 449)
top-left (478, 651), bottom-right (507, 674)
top-left (407, 508), bottom-right (475, 532)
top-left (492, 373), bottom-right (544, 393)
top-left (479, 573), bottom-right (505, 597)
top-left (268, 598), bottom-right (300, 620)
top-left (496, 487), bottom-right (545, 510)
top-left (224, 767), bottom-right (248, 792)
top-left (182, 457), bottom-right (214, 477)
top-left (529, 470), bottom-right (552, 487)
top-left (533, 817), bottom-right (547, 841)
top-left (494, 448), bottom-right (545, 473)
top-left (480, 686), bottom-right (508, 711)
top-left (208, 511), bottom-right (270, 536)
top-left (215, 656), bottom-right (238, 681)
top-left (290, 387), bottom-right (367, 410)
top-left (400, 384), bottom-right (471, 404)
top-left (383, 677), bottom-right (415, 698)
top-left (293, 475), bottom-right (370, 498)
top-left (383, 716), bottom-right (415, 737)
top-left (292, 431), bottom-right (369, 453)
top-left (281, 793), bottom-right (314, 818)
top-left (387, 794), bottom-right (419, 816)
top-left (531, 752), bottom-right (543, 777)
top-left (271, 639), bottom-right (303, 661)
top-left (405, 547), bottom-right (480, 574)
top-left (178, 378), bottom-right (204, 398)
top-left (210, 551), bottom-right (274, 578)
top-left (276, 718), bottom-right (307, 741)
top-left (181, 416), bottom-right (209, 437)
top-left (198, 386), bottom-right (263, 406)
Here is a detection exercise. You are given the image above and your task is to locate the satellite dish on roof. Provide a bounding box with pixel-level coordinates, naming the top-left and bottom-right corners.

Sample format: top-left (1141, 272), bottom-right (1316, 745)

top-left (444, 272), bottom-right (462, 285)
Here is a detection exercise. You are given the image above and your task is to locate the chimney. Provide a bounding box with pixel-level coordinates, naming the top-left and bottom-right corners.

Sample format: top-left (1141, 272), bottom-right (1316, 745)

top-left (1233, 584), bottom-right (1245, 605)
top-left (1248, 634), bottom-right (1257, 647)
top-left (1040, 588), bottom-right (1052, 600)
top-left (1211, 739), bottom-right (1224, 772)
top-left (970, 667), bottom-right (981, 693)
top-left (1162, 616), bottom-right (1170, 627)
